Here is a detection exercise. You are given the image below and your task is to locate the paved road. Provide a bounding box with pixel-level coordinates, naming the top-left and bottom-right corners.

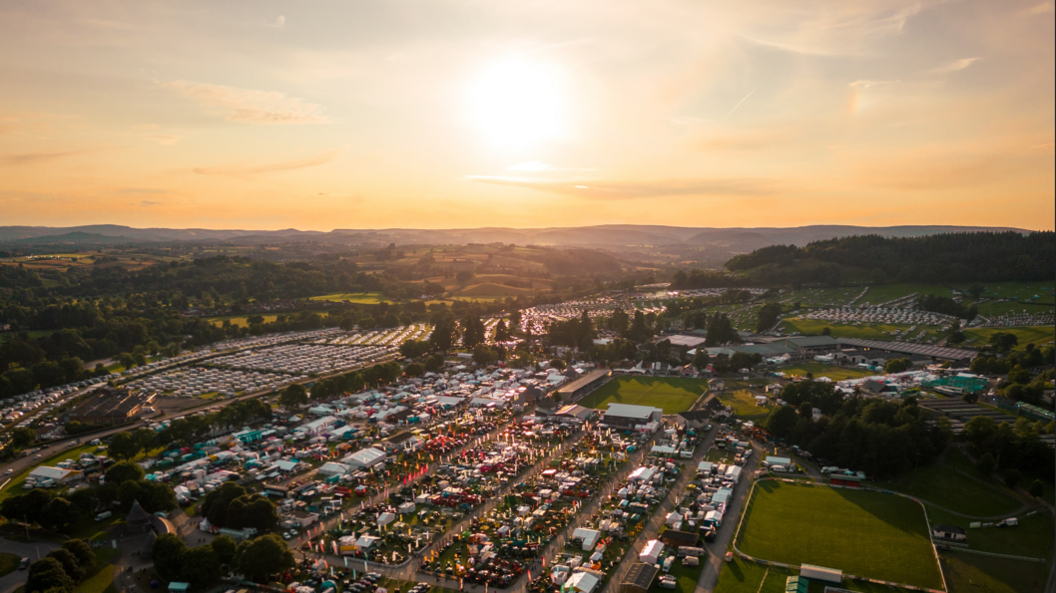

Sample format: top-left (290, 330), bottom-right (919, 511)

top-left (0, 538), bottom-right (60, 593)
top-left (694, 442), bottom-right (764, 593)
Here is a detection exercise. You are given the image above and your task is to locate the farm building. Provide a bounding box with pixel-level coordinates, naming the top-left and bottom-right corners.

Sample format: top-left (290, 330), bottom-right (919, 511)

top-left (833, 338), bottom-right (976, 364)
top-left (343, 447), bottom-right (386, 469)
top-left (66, 387), bottom-right (153, 425)
top-left (785, 576), bottom-right (809, 593)
top-left (932, 524), bottom-right (967, 542)
top-left (619, 563), bottom-right (659, 593)
top-left (602, 403), bottom-right (663, 428)
top-left (555, 404), bottom-right (598, 423)
top-left (659, 529), bottom-right (698, 548)
top-left (555, 369), bottom-right (612, 403)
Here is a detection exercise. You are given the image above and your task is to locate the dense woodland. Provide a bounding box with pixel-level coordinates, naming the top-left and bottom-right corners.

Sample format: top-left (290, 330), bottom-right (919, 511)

top-left (723, 231), bottom-right (1055, 285)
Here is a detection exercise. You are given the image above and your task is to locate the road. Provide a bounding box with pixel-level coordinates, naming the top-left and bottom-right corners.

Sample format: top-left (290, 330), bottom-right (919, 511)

top-left (0, 538), bottom-right (59, 593)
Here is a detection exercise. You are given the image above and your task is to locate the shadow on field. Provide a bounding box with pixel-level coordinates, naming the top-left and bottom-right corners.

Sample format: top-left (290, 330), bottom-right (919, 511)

top-left (828, 484), bottom-right (932, 538)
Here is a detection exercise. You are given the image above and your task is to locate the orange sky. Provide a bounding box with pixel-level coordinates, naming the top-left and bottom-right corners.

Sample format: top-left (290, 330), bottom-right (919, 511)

top-left (0, 0), bottom-right (1053, 231)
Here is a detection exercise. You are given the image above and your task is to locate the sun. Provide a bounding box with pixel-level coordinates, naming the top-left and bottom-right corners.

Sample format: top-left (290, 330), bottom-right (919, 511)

top-left (470, 60), bottom-right (565, 147)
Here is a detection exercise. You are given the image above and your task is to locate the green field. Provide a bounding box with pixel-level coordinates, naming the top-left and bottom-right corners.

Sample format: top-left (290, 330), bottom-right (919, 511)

top-left (737, 481), bottom-right (943, 589)
top-left (941, 550), bottom-right (1049, 593)
top-left (872, 461), bottom-right (1021, 517)
top-left (581, 377), bottom-right (707, 414)
top-left (0, 553), bottom-right (19, 578)
top-left (961, 326), bottom-right (1055, 350)
top-left (714, 556), bottom-right (907, 593)
top-left (776, 363), bottom-right (875, 381)
top-left (310, 292), bottom-right (387, 304)
top-left (778, 319), bottom-right (945, 342)
top-left (717, 390), bottom-right (771, 420)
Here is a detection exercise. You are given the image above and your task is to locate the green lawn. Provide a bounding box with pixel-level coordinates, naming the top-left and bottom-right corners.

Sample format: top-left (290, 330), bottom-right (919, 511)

top-left (871, 461), bottom-right (1021, 517)
top-left (310, 292), bottom-right (387, 304)
top-left (581, 377), bottom-right (707, 414)
top-left (0, 553), bottom-right (19, 578)
top-left (713, 559), bottom-right (906, 593)
top-left (961, 326), bottom-right (1055, 350)
top-left (776, 363), bottom-right (875, 381)
top-left (716, 390), bottom-right (771, 420)
top-left (941, 550), bottom-right (1049, 593)
top-left (737, 481), bottom-right (943, 589)
top-left (648, 557), bottom-right (703, 593)
top-left (925, 505), bottom-right (1054, 559)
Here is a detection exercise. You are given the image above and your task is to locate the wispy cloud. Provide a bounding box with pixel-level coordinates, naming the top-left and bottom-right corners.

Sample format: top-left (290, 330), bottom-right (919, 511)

top-left (724, 89), bottom-right (756, 120)
top-left (849, 79), bottom-right (899, 90)
top-left (467, 176), bottom-right (777, 199)
top-left (507, 161), bottom-right (594, 172)
top-left (118, 187), bottom-right (170, 195)
top-left (194, 150), bottom-right (339, 178)
top-left (267, 15), bottom-right (286, 28)
top-left (163, 80), bottom-right (329, 125)
top-left (1, 149), bottom-right (92, 166)
top-left (140, 200), bottom-right (162, 206)
top-left (929, 57), bottom-right (982, 75)
top-left (1020, 2), bottom-right (1054, 16)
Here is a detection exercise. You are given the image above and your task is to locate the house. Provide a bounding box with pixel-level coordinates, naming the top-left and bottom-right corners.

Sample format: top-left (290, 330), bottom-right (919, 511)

top-left (282, 510), bottom-right (320, 529)
top-left (601, 404), bottom-right (663, 428)
top-left (619, 563), bottom-right (659, 593)
top-left (932, 524), bottom-right (967, 542)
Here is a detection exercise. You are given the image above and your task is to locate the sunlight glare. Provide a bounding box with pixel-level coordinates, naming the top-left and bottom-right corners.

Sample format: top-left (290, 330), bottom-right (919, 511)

top-left (470, 60), bottom-right (564, 147)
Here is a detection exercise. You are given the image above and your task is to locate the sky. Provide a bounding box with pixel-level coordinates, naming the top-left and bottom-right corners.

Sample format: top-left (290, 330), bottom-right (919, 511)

top-left (0, 0), bottom-right (1053, 231)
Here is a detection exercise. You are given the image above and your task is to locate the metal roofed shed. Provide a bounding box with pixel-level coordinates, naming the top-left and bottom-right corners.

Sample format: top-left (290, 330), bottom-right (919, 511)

top-left (663, 335), bottom-right (708, 348)
top-left (800, 564), bottom-right (842, 583)
top-left (563, 571), bottom-right (600, 593)
top-left (556, 369), bottom-right (612, 400)
top-left (602, 404), bottom-right (663, 428)
top-left (834, 338), bottom-right (976, 362)
top-left (619, 563), bottom-right (659, 593)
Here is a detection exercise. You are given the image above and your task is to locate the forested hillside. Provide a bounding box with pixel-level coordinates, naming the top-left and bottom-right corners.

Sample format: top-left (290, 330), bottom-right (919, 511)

top-left (724, 231), bottom-right (1054, 285)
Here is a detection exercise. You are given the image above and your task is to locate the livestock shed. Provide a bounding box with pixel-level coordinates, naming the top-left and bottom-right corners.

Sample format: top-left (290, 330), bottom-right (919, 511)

top-left (834, 338), bottom-right (976, 364)
top-left (556, 369), bottom-right (612, 402)
top-left (620, 563), bottom-right (659, 593)
top-left (602, 403), bottom-right (663, 428)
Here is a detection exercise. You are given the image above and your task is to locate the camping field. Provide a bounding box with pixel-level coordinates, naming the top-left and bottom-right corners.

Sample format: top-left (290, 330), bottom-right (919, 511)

top-left (961, 326), bottom-right (1055, 350)
top-left (736, 481), bottom-right (943, 590)
top-left (581, 376), bottom-right (707, 414)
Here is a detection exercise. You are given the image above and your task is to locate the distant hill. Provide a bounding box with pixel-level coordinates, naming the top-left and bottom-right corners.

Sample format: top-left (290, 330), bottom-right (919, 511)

top-left (0, 223), bottom-right (1027, 251)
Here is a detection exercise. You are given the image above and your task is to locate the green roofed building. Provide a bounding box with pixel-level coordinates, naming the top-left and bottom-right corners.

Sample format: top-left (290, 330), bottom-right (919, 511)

top-left (785, 575), bottom-right (809, 593)
top-left (922, 375), bottom-right (989, 396)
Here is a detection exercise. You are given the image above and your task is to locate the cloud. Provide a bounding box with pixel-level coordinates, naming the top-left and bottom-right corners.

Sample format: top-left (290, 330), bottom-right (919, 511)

top-left (140, 201), bottom-right (162, 206)
top-left (849, 79), bottom-right (899, 89)
top-left (695, 129), bottom-right (793, 151)
top-left (194, 150), bottom-right (339, 178)
top-left (467, 176), bottom-right (778, 199)
top-left (0, 149), bottom-right (91, 166)
top-left (1020, 2), bottom-right (1054, 15)
top-left (118, 187), bottom-right (170, 195)
top-left (267, 15), bottom-right (286, 28)
top-left (743, 3), bottom-right (924, 57)
top-left (163, 80), bottom-right (329, 125)
top-left (929, 57), bottom-right (982, 75)
top-left (507, 161), bottom-right (594, 172)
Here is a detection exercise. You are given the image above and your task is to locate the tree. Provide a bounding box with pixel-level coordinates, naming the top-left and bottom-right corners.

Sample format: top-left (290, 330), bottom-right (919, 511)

top-left (211, 534), bottom-right (237, 566)
top-left (988, 332), bottom-right (1019, 353)
top-left (455, 270), bottom-right (475, 284)
top-left (398, 340), bottom-right (430, 359)
top-left (40, 497), bottom-right (80, 532)
top-left (610, 309), bottom-right (630, 337)
top-left (756, 303), bottom-right (782, 333)
top-left (429, 316), bottom-right (456, 352)
top-left (1002, 468), bottom-right (1022, 489)
top-left (45, 549), bottom-right (84, 583)
top-left (820, 326), bottom-right (832, 336)
top-left (152, 533), bottom-right (188, 581)
top-left (494, 319), bottom-right (509, 342)
top-left (472, 345), bottom-right (498, 366)
top-left (200, 482), bottom-right (247, 528)
top-left (234, 534), bottom-right (295, 582)
top-left (883, 358), bottom-right (912, 374)
top-left (549, 359), bottom-right (567, 371)
top-left (105, 461), bottom-right (145, 485)
top-left (976, 452), bottom-right (996, 475)
top-left (424, 354), bottom-right (445, 373)
top-left (766, 406), bottom-right (800, 441)
top-left (119, 352), bottom-right (136, 370)
top-left (404, 362), bottom-right (424, 378)
top-left (106, 432), bottom-right (141, 461)
top-left (26, 558), bottom-right (73, 593)
top-left (1029, 479), bottom-right (1045, 499)
top-left (947, 331), bottom-right (965, 345)
top-left (967, 283), bottom-right (984, 300)
top-left (181, 545), bottom-right (221, 589)
top-left (227, 494), bottom-right (278, 531)
top-left (279, 383), bottom-right (308, 410)
top-left (692, 349), bottom-right (710, 372)
top-left (10, 427), bottom-right (36, 449)
top-left (1007, 365), bottom-right (1031, 385)
top-left (60, 540), bottom-right (95, 572)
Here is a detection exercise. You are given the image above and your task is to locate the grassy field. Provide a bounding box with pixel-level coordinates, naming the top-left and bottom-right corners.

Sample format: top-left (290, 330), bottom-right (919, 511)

top-left (713, 558), bottom-right (906, 593)
top-left (737, 481), bottom-right (943, 589)
top-left (581, 377), bottom-right (707, 414)
top-left (0, 553), bottom-right (19, 578)
top-left (871, 461), bottom-right (1021, 517)
top-left (648, 557), bottom-right (703, 593)
top-left (776, 363), bottom-right (875, 381)
top-left (941, 550), bottom-right (1049, 593)
top-left (309, 292), bottom-right (387, 304)
top-left (925, 505), bottom-right (1054, 558)
top-left (778, 319), bottom-right (945, 342)
top-left (961, 326), bottom-right (1055, 350)
top-left (716, 390), bottom-right (771, 420)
